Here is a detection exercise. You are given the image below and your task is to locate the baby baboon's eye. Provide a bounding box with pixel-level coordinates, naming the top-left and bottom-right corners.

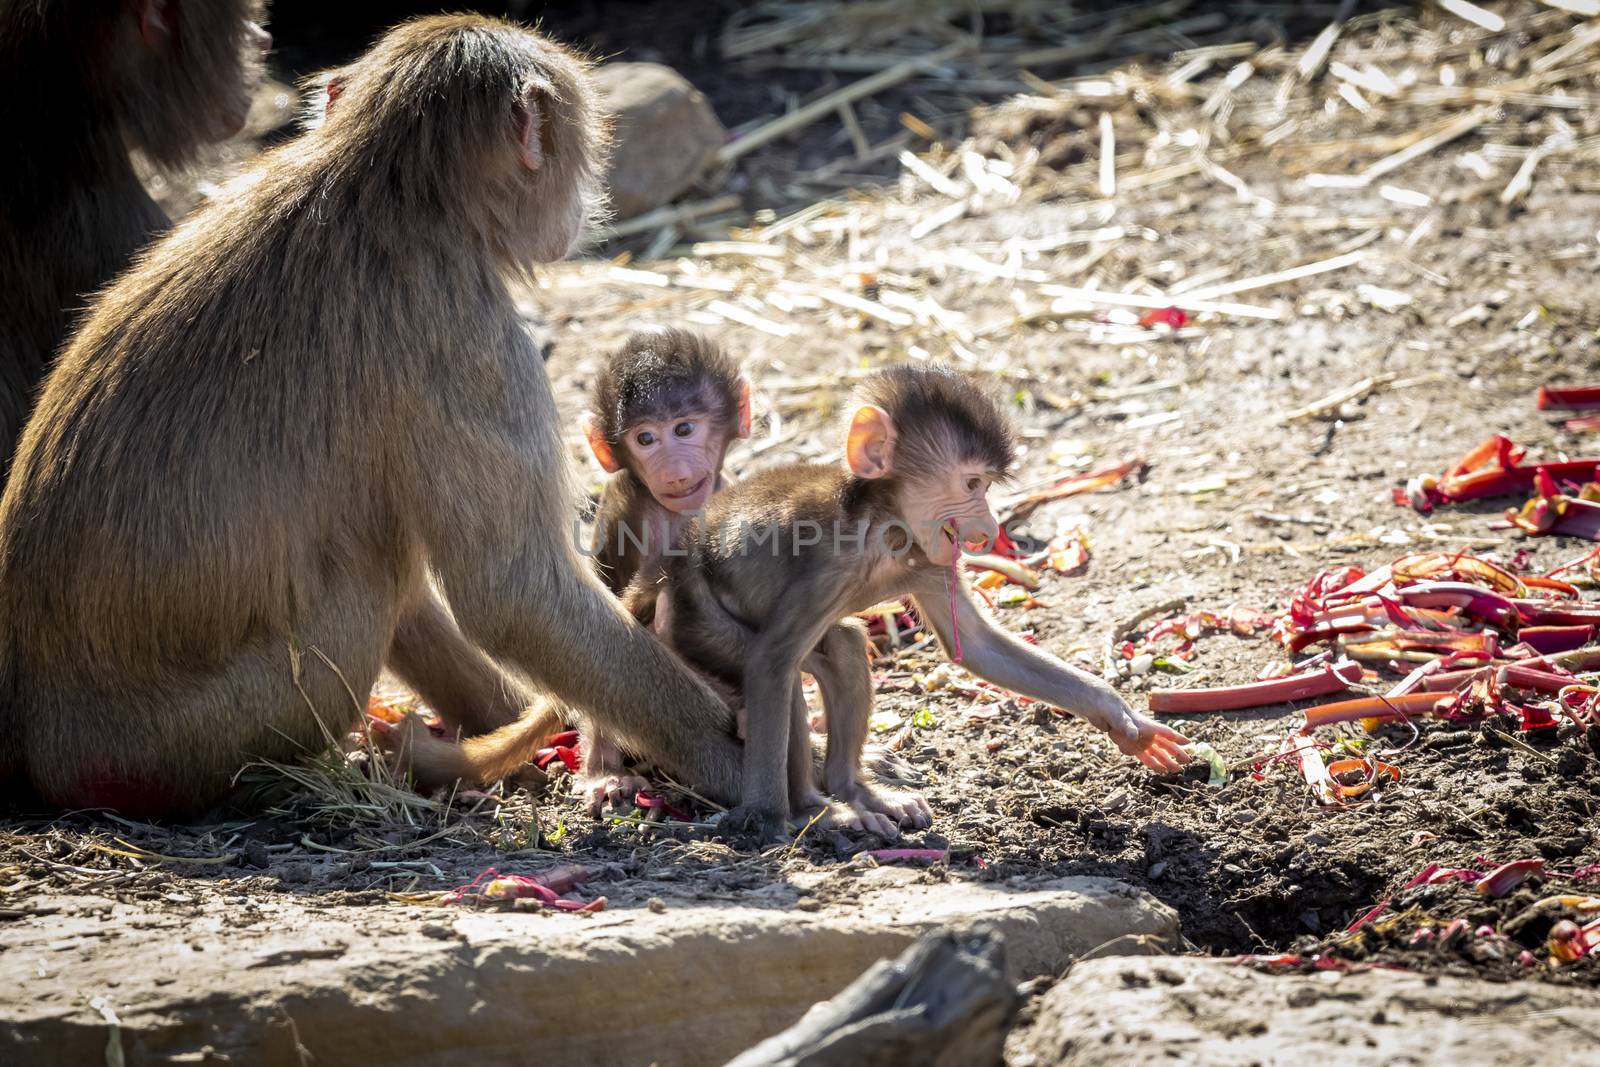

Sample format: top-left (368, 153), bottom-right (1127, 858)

top-left (635, 430), bottom-right (656, 448)
top-left (673, 421), bottom-right (697, 439)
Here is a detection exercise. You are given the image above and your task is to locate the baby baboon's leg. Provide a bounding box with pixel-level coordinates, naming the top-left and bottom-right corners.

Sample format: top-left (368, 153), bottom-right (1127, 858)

top-left (813, 621), bottom-right (931, 832)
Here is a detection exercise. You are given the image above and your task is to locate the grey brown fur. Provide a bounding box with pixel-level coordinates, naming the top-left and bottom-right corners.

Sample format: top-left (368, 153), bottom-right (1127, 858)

top-left (0, 14), bottom-right (744, 814)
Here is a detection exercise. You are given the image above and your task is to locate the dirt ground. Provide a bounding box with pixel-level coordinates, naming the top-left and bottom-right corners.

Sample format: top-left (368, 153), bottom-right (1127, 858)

top-left (5, 0), bottom-right (1600, 1050)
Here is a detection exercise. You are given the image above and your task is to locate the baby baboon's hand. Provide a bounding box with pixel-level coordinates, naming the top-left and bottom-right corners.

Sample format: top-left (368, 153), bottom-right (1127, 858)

top-left (579, 772), bottom-right (650, 815)
top-left (1076, 689), bottom-right (1191, 774)
top-left (1111, 710), bottom-right (1191, 774)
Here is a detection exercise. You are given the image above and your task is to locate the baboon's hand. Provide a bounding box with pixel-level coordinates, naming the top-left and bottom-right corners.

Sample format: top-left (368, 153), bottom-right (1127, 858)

top-left (1112, 711), bottom-right (1191, 774)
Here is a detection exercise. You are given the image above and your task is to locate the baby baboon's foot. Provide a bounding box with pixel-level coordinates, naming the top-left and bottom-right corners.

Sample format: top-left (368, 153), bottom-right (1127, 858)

top-left (370, 713), bottom-right (458, 790)
top-left (579, 772), bottom-right (650, 815)
top-left (798, 799), bottom-right (899, 840)
top-left (847, 783), bottom-right (933, 831)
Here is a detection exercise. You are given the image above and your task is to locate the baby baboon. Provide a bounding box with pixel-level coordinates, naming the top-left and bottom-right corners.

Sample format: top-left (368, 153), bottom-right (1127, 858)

top-left (659, 365), bottom-right (1193, 840)
top-left (580, 326), bottom-right (750, 802)
top-left (0, 15), bottom-right (745, 815)
top-left (0, 0), bottom-right (271, 480)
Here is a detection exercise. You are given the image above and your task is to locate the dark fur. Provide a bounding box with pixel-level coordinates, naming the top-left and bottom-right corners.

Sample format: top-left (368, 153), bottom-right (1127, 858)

top-left (0, 15), bottom-right (743, 814)
top-left (0, 0), bottom-right (268, 482)
top-left (855, 364), bottom-right (1016, 486)
top-left (593, 327), bottom-right (741, 450)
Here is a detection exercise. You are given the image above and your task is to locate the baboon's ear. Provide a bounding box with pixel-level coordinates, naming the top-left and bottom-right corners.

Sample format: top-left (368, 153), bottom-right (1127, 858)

top-left (513, 89), bottom-right (555, 173)
top-left (735, 377), bottom-right (752, 439)
top-left (582, 413), bottom-right (621, 474)
top-left (845, 405), bottom-right (896, 480)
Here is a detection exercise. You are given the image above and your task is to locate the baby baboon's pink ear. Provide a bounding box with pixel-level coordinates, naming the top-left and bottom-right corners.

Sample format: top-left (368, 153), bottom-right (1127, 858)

top-left (736, 377), bottom-right (752, 439)
top-left (845, 405), bottom-right (896, 480)
top-left (581, 413), bottom-right (621, 473)
top-left (513, 91), bottom-right (553, 173)
top-left (139, 0), bottom-right (173, 45)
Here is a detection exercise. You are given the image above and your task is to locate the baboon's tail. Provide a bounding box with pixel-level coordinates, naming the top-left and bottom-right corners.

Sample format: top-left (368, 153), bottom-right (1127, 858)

top-left (402, 698), bottom-right (565, 792)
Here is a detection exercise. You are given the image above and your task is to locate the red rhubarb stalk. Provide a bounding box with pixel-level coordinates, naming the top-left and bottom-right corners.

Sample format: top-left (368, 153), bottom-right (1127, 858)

top-left (1423, 665), bottom-right (1492, 692)
top-left (1394, 582), bottom-right (1518, 628)
top-left (1537, 384), bottom-right (1600, 412)
top-left (1301, 690), bottom-right (1445, 729)
top-left (1393, 551), bottom-right (1525, 594)
top-left (1499, 664), bottom-right (1576, 695)
top-left (1396, 434), bottom-right (1600, 511)
top-left (1149, 661), bottom-right (1362, 714)
top-left (1515, 600), bottom-right (1600, 626)
top-left (1518, 625), bottom-right (1597, 654)
top-left (1387, 659), bottom-right (1443, 697)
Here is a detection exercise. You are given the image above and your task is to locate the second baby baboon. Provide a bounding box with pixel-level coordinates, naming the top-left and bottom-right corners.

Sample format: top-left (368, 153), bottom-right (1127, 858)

top-left (660, 365), bottom-right (1193, 840)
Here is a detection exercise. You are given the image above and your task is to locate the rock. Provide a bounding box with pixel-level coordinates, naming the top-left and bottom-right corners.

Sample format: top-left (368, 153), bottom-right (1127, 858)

top-left (0, 874), bottom-right (1174, 1067)
top-left (593, 62), bottom-right (725, 220)
top-left (1011, 956), bottom-right (1600, 1066)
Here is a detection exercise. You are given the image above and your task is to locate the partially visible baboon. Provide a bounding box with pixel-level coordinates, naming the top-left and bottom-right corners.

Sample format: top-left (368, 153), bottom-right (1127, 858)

top-left (0, 14), bottom-right (746, 815)
top-left (0, 0), bottom-right (271, 481)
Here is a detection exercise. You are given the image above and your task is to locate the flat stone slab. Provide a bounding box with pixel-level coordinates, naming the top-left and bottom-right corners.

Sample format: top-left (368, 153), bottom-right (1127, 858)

top-left (1012, 956), bottom-right (1600, 1067)
top-left (0, 869), bottom-right (1174, 1066)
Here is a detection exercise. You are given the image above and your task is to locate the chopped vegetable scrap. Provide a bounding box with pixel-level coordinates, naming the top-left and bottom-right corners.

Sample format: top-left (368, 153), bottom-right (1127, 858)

top-left (1504, 467), bottom-right (1600, 542)
top-left (365, 693), bottom-right (444, 738)
top-left (1137, 306), bottom-right (1189, 330)
top-left (1044, 525), bottom-right (1092, 574)
top-left (1185, 741), bottom-right (1228, 787)
top-left (1537, 383), bottom-right (1600, 412)
top-left (400, 865), bottom-right (606, 913)
top-left (633, 789), bottom-right (691, 821)
top-left (1111, 605), bottom-right (1273, 683)
top-left (1313, 858), bottom-right (1600, 972)
top-left (1233, 953), bottom-right (1395, 975)
top-left (535, 729), bottom-right (582, 773)
top-left (1151, 547), bottom-right (1600, 804)
top-left (1393, 434), bottom-right (1600, 512)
